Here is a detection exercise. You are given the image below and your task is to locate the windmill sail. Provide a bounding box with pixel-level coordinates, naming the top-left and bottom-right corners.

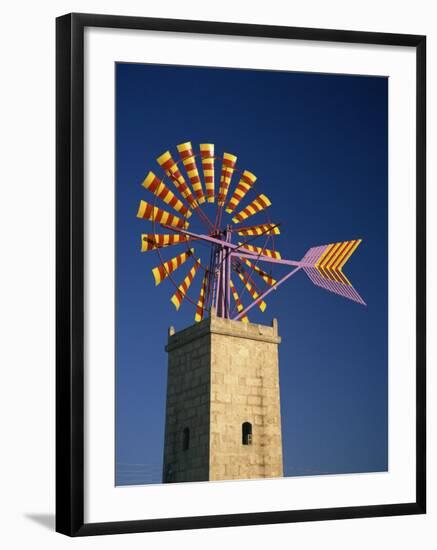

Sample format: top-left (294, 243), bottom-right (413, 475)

top-left (136, 200), bottom-right (189, 229)
top-left (242, 258), bottom-right (277, 286)
top-left (229, 280), bottom-right (249, 323)
top-left (300, 240), bottom-right (366, 305)
top-left (237, 270), bottom-right (267, 312)
top-left (137, 142), bottom-right (367, 323)
top-left (232, 194), bottom-right (271, 223)
top-left (217, 153), bottom-right (237, 206)
top-left (177, 142), bottom-right (205, 204)
top-left (238, 242), bottom-right (281, 260)
top-left (152, 248), bottom-right (194, 286)
top-left (236, 223), bottom-right (280, 236)
top-left (141, 233), bottom-right (191, 252)
top-left (225, 170), bottom-right (257, 213)
top-left (195, 270), bottom-right (208, 322)
top-left (170, 259), bottom-right (201, 310)
top-left (157, 151), bottom-right (199, 209)
top-left (142, 171), bottom-right (191, 218)
top-left (199, 143), bottom-right (215, 203)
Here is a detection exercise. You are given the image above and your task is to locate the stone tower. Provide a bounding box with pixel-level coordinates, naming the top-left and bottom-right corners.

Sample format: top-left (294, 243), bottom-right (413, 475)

top-left (162, 311), bottom-right (283, 483)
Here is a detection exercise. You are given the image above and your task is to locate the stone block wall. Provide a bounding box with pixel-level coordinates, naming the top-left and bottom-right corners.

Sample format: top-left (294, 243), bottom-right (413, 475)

top-left (163, 314), bottom-right (283, 483)
top-left (162, 322), bottom-right (211, 482)
top-left (209, 316), bottom-right (283, 481)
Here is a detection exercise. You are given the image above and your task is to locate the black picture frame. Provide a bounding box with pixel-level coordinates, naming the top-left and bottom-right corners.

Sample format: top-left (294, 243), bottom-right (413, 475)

top-left (56, 12), bottom-right (426, 537)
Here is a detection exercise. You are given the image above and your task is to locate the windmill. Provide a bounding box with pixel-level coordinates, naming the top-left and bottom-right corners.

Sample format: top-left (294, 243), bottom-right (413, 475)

top-left (136, 141), bottom-right (367, 484)
top-left (136, 141), bottom-right (366, 323)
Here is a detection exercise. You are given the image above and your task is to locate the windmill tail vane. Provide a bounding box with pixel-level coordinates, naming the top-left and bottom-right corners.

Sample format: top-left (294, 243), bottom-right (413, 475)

top-left (137, 141), bottom-right (367, 323)
top-left (300, 240), bottom-right (366, 305)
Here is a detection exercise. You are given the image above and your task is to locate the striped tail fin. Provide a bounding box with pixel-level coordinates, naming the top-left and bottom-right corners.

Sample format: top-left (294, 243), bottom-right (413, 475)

top-left (300, 240), bottom-right (366, 305)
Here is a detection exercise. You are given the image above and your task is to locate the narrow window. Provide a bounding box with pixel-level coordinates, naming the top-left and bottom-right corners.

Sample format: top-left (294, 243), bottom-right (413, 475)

top-left (182, 427), bottom-right (190, 451)
top-left (242, 422), bottom-right (253, 445)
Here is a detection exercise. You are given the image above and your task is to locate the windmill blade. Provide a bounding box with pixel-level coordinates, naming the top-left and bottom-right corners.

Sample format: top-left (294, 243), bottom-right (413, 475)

top-left (225, 170), bottom-right (257, 213)
top-left (236, 223), bottom-right (280, 236)
top-left (242, 258), bottom-right (277, 286)
top-left (237, 269), bottom-right (267, 312)
top-left (136, 200), bottom-right (189, 229)
top-left (142, 171), bottom-right (191, 218)
top-left (300, 240), bottom-right (366, 305)
top-left (157, 151), bottom-right (199, 209)
top-left (217, 153), bottom-right (237, 206)
top-left (170, 259), bottom-right (201, 310)
top-left (141, 233), bottom-right (191, 252)
top-left (229, 280), bottom-right (249, 323)
top-left (194, 270), bottom-right (209, 322)
top-left (232, 194), bottom-right (271, 224)
top-left (238, 242), bottom-right (281, 260)
top-left (152, 248), bottom-right (194, 286)
top-left (200, 143), bottom-right (215, 203)
top-left (177, 142), bottom-right (206, 204)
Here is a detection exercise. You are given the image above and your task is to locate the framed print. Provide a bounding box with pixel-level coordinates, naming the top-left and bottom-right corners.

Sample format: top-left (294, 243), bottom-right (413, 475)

top-left (56, 13), bottom-right (426, 536)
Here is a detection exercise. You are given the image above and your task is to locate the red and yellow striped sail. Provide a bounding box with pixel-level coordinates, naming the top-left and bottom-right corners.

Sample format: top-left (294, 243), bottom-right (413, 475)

top-left (194, 270), bottom-right (208, 322)
top-left (230, 280), bottom-right (249, 323)
top-left (237, 223), bottom-right (280, 236)
top-left (225, 170), bottom-right (257, 213)
top-left (157, 151), bottom-right (198, 209)
top-left (141, 233), bottom-right (191, 252)
top-left (217, 153), bottom-right (237, 206)
top-left (232, 194), bottom-right (271, 223)
top-left (237, 271), bottom-right (267, 312)
top-left (142, 171), bottom-right (191, 218)
top-left (242, 258), bottom-right (277, 286)
top-left (152, 248), bottom-right (194, 286)
top-left (136, 200), bottom-right (189, 229)
top-left (200, 144), bottom-right (215, 203)
top-left (315, 239), bottom-right (362, 285)
top-left (177, 142), bottom-right (205, 204)
top-left (170, 259), bottom-right (201, 310)
top-left (238, 242), bottom-right (281, 260)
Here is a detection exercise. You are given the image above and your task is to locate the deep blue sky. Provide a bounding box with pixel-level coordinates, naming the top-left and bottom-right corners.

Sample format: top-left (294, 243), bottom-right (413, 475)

top-left (115, 63), bottom-right (388, 485)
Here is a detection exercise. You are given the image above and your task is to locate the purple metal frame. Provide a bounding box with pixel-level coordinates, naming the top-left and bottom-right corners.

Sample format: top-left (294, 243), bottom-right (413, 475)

top-left (147, 144), bottom-right (365, 323)
top-left (161, 224), bottom-right (360, 320)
